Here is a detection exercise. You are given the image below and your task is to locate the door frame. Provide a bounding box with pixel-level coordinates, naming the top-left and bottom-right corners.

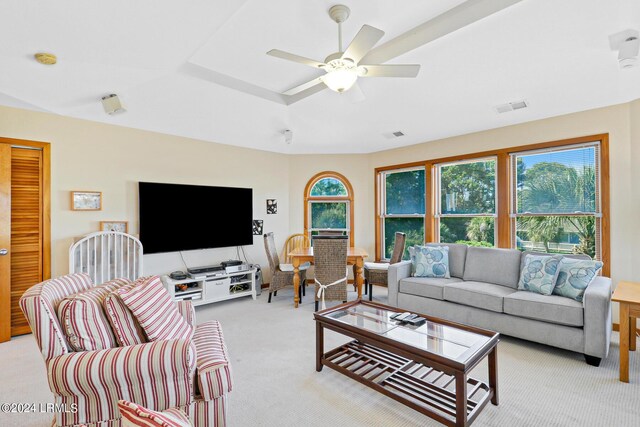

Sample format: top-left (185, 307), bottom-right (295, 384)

top-left (0, 137), bottom-right (51, 342)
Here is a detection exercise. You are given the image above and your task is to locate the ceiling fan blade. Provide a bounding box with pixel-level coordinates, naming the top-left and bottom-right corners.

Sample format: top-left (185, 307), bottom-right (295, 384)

top-left (359, 64), bottom-right (420, 78)
top-left (342, 25), bottom-right (385, 64)
top-left (282, 76), bottom-right (326, 96)
top-left (267, 49), bottom-right (326, 69)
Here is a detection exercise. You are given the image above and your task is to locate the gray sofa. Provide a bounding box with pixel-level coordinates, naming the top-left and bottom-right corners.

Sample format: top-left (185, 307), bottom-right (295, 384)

top-left (388, 243), bottom-right (612, 366)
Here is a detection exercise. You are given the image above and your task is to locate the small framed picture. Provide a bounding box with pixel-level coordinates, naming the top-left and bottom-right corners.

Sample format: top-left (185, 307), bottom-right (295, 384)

top-left (266, 199), bottom-right (277, 214)
top-left (71, 191), bottom-right (102, 211)
top-left (252, 220), bottom-right (263, 235)
top-left (100, 221), bottom-right (128, 233)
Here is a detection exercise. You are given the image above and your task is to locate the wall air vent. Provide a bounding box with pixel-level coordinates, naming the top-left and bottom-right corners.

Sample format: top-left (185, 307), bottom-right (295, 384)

top-left (495, 100), bottom-right (528, 114)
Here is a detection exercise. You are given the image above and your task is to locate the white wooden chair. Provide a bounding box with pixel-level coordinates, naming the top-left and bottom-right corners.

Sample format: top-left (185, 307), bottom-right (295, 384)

top-left (69, 231), bottom-right (143, 284)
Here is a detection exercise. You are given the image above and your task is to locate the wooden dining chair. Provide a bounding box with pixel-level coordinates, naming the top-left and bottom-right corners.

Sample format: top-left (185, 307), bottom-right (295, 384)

top-left (281, 233), bottom-right (311, 297)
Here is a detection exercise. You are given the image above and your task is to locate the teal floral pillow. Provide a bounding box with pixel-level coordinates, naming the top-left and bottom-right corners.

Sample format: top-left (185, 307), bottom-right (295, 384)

top-left (518, 254), bottom-right (563, 295)
top-left (553, 258), bottom-right (603, 302)
top-left (409, 245), bottom-right (450, 278)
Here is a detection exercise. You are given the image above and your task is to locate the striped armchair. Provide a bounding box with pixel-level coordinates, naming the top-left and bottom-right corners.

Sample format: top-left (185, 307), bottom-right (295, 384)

top-left (20, 273), bottom-right (231, 427)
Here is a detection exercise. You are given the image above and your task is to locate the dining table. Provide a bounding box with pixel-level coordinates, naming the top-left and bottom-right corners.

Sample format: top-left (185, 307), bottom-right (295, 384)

top-left (288, 246), bottom-right (369, 308)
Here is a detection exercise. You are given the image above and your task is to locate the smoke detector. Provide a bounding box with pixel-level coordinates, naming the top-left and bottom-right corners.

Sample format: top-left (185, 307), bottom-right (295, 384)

top-left (101, 94), bottom-right (126, 115)
top-left (495, 100), bottom-right (528, 114)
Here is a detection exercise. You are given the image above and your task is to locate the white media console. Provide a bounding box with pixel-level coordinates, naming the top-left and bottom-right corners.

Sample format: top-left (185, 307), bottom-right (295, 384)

top-left (161, 267), bottom-right (257, 306)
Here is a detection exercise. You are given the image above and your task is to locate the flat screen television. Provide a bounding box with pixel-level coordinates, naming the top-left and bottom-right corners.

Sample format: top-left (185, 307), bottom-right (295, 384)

top-left (139, 182), bottom-right (253, 254)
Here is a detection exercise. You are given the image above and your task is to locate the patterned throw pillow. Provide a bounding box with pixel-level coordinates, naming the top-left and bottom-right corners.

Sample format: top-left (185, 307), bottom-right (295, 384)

top-left (553, 258), bottom-right (603, 302)
top-left (409, 245), bottom-right (451, 278)
top-left (103, 282), bottom-right (148, 347)
top-left (117, 400), bottom-right (191, 427)
top-left (517, 254), bottom-right (563, 296)
top-left (58, 278), bottom-right (132, 351)
top-left (119, 276), bottom-right (193, 342)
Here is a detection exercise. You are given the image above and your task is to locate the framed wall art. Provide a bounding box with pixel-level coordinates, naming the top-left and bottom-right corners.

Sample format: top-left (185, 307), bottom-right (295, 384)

top-left (100, 221), bottom-right (128, 233)
top-left (252, 219), bottom-right (263, 235)
top-left (266, 199), bottom-right (277, 214)
top-left (71, 191), bottom-right (102, 211)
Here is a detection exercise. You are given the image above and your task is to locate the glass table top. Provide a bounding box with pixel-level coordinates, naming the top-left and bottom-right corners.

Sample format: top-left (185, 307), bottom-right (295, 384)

top-left (323, 303), bottom-right (492, 362)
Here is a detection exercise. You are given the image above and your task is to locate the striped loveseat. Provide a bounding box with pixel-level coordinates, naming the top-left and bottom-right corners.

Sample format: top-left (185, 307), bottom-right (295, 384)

top-left (20, 273), bottom-right (232, 427)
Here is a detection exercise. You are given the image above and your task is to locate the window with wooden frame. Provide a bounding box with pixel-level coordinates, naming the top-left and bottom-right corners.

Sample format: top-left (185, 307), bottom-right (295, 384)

top-left (378, 167), bottom-right (426, 260)
top-left (304, 172), bottom-right (354, 246)
top-left (435, 157), bottom-right (497, 247)
top-left (511, 142), bottom-right (601, 260)
top-left (373, 134), bottom-right (610, 276)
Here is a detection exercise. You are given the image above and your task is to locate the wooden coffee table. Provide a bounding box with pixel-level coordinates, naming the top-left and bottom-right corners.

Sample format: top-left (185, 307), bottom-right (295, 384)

top-left (612, 281), bottom-right (640, 382)
top-left (314, 301), bottom-right (499, 427)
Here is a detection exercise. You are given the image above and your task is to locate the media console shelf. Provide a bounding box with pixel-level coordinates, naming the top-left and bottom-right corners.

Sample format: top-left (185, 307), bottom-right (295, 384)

top-left (161, 268), bottom-right (257, 306)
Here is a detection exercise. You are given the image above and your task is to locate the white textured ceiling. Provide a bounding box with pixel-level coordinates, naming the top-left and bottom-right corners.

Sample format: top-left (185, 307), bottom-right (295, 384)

top-left (0, 0), bottom-right (639, 154)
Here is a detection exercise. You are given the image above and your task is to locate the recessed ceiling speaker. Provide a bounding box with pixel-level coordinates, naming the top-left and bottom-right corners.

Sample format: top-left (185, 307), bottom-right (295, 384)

top-left (101, 94), bottom-right (126, 115)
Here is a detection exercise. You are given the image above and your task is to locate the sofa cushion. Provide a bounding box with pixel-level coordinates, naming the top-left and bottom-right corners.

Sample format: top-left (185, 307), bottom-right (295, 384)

top-left (427, 243), bottom-right (467, 278)
top-left (103, 282), bottom-right (148, 347)
top-left (553, 258), bottom-right (604, 302)
top-left (463, 247), bottom-right (521, 289)
top-left (58, 278), bottom-right (131, 352)
top-left (399, 277), bottom-right (463, 300)
top-left (193, 320), bottom-right (233, 400)
top-left (517, 254), bottom-right (563, 296)
top-left (444, 281), bottom-right (516, 313)
top-left (409, 245), bottom-right (451, 278)
top-left (119, 276), bottom-right (193, 342)
top-left (504, 291), bottom-right (584, 327)
top-left (519, 251), bottom-right (590, 272)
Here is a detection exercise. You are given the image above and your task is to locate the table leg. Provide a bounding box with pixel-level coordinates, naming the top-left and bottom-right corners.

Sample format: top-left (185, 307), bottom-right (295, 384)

top-left (489, 346), bottom-right (499, 405)
top-left (630, 316), bottom-right (637, 352)
top-left (316, 322), bottom-right (324, 372)
top-left (293, 258), bottom-right (300, 309)
top-left (455, 372), bottom-right (467, 427)
top-left (620, 303), bottom-right (630, 383)
top-left (355, 257), bottom-right (364, 300)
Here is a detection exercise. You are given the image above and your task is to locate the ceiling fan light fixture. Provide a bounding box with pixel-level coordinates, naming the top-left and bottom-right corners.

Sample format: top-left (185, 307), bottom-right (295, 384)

top-left (323, 68), bottom-right (358, 93)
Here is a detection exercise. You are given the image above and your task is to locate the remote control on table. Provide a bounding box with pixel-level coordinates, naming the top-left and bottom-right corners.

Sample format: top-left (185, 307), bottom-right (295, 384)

top-left (406, 316), bottom-right (426, 325)
top-left (393, 312), bottom-right (412, 321)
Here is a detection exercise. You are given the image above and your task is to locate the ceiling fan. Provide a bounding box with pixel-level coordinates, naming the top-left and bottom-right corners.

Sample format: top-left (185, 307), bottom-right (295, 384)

top-left (267, 4), bottom-right (420, 96)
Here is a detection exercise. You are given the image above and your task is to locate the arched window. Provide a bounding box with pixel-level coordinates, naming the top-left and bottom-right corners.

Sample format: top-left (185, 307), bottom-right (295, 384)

top-left (304, 171), bottom-right (354, 246)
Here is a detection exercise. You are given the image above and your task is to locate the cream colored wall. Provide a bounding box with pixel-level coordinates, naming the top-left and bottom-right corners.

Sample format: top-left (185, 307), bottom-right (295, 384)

top-left (1, 102), bottom-right (638, 322)
top-left (0, 106), bottom-right (291, 281)
top-left (369, 103), bottom-right (636, 322)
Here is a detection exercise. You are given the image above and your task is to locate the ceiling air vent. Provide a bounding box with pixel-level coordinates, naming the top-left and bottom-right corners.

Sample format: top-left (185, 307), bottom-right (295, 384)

top-left (392, 131), bottom-right (405, 137)
top-left (495, 100), bottom-right (528, 114)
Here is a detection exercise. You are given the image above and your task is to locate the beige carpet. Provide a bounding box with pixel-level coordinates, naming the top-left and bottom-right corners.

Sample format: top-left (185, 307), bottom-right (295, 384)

top-left (1, 286), bottom-right (639, 426)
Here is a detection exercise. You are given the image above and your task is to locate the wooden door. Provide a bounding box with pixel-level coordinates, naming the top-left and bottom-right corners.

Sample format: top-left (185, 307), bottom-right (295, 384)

top-left (0, 139), bottom-right (50, 342)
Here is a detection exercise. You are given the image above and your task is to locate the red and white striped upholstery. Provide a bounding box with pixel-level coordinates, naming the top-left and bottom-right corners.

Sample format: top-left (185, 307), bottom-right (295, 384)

top-left (19, 273), bottom-right (94, 360)
top-left (119, 276), bottom-right (193, 342)
top-left (117, 399), bottom-right (191, 426)
top-left (176, 301), bottom-right (196, 328)
top-left (193, 321), bottom-right (233, 401)
top-left (48, 339), bottom-right (195, 426)
top-left (21, 276), bottom-right (231, 427)
top-left (58, 278), bottom-right (132, 351)
top-left (103, 282), bottom-right (148, 347)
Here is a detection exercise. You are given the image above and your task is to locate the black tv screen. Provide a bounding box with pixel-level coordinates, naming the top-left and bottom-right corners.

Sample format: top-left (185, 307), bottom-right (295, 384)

top-left (139, 182), bottom-right (253, 254)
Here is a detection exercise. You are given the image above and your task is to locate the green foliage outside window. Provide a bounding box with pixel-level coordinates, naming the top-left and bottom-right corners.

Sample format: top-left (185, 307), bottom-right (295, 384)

top-left (310, 178), bottom-right (347, 196)
top-left (311, 202), bottom-right (347, 229)
top-left (440, 160), bottom-right (495, 214)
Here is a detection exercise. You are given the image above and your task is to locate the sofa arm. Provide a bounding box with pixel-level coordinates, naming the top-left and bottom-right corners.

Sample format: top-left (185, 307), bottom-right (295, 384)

top-left (47, 339), bottom-right (195, 426)
top-left (583, 276), bottom-right (612, 359)
top-left (388, 260), bottom-right (412, 307)
top-left (177, 300), bottom-right (196, 327)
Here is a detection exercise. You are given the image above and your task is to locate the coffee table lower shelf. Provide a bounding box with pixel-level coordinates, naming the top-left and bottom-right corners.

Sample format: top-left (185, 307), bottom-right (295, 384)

top-left (323, 340), bottom-right (492, 427)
